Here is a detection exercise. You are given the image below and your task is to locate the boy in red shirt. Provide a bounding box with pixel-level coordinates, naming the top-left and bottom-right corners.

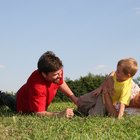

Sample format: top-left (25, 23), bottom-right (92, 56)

top-left (0, 51), bottom-right (78, 118)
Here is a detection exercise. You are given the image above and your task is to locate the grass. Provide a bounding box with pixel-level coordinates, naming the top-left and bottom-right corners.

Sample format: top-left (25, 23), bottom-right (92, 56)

top-left (0, 102), bottom-right (140, 140)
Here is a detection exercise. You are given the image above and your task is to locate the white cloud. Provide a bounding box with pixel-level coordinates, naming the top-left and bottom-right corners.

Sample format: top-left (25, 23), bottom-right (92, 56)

top-left (95, 65), bottom-right (106, 70)
top-left (0, 65), bottom-right (5, 69)
top-left (90, 64), bottom-right (108, 75)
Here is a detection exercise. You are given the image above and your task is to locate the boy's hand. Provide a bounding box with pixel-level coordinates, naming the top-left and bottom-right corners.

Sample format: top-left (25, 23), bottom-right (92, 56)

top-left (92, 87), bottom-right (102, 96)
top-left (118, 103), bottom-right (125, 119)
top-left (118, 113), bottom-right (123, 119)
top-left (59, 108), bottom-right (74, 118)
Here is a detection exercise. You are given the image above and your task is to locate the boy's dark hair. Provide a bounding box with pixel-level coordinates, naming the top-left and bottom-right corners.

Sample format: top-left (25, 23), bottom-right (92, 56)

top-left (37, 51), bottom-right (63, 74)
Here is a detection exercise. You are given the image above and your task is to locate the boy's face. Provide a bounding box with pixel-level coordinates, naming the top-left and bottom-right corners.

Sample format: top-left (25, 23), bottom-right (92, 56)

top-left (115, 66), bottom-right (130, 82)
top-left (42, 68), bottom-right (63, 83)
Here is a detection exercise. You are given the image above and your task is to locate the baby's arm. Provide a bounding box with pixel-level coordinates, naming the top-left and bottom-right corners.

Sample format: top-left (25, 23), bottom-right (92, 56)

top-left (118, 103), bottom-right (125, 119)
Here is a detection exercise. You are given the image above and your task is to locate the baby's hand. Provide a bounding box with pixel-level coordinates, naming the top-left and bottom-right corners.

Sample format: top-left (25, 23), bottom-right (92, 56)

top-left (92, 87), bottom-right (102, 96)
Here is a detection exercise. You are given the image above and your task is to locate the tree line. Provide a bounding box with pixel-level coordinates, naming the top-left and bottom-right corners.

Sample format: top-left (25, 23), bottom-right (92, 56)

top-left (54, 73), bottom-right (140, 102)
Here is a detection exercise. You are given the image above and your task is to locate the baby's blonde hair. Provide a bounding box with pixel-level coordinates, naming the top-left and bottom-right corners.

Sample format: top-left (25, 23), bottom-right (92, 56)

top-left (117, 58), bottom-right (138, 77)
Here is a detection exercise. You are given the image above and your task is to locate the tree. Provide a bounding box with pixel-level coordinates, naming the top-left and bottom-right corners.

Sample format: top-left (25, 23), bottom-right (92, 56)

top-left (54, 73), bottom-right (106, 102)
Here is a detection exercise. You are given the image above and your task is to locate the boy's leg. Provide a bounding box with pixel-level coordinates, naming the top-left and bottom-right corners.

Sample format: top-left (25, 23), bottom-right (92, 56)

top-left (0, 91), bottom-right (16, 112)
top-left (88, 94), bottom-right (106, 116)
top-left (77, 92), bottom-right (98, 116)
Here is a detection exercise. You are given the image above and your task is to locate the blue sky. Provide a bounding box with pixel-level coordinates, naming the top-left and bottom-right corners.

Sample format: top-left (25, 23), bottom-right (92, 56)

top-left (0, 0), bottom-right (140, 92)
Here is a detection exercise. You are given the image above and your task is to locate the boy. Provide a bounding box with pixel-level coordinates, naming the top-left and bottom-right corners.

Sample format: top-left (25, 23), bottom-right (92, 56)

top-left (77, 58), bottom-right (138, 119)
top-left (0, 51), bottom-right (78, 118)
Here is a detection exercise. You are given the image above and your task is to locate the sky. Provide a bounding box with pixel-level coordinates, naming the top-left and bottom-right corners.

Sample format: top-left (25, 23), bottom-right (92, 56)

top-left (0, 0), bottom-right (140, 92)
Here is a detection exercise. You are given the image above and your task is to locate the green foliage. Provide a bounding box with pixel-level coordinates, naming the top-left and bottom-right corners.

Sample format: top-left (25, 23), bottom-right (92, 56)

top-left (0, 102), bottom-right (140, 140)
top-left (54, 73), bottom-right (106, 102)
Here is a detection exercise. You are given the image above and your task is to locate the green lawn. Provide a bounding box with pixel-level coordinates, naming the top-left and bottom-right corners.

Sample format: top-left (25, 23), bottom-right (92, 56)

top-left (0, 102), bottom-right (140, 140)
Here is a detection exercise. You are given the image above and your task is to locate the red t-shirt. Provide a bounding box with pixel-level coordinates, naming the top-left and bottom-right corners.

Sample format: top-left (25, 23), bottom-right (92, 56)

top-left (16, 70), bottom-right (63, 113)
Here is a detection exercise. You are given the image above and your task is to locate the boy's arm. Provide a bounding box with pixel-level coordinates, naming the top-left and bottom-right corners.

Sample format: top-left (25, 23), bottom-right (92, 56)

top-left (59, 81), bottom-right (78, 105)
top-left (104, 92), bottom-right (125, 119)
top-left (36, 108), bottom-right (74, 118)
top-left (118, 103), bottom-right (125, 119)
top-left (104, 92), bottom-right (118, 117)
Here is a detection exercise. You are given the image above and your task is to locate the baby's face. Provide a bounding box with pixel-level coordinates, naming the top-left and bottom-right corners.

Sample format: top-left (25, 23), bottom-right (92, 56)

top-left (115, 66), bottom-right (130, 82)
